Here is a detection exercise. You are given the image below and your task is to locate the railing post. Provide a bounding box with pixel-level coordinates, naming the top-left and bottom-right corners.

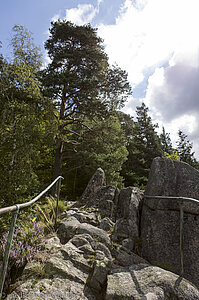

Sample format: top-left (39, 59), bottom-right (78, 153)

top-left (0, 205), bottom-right (19, 299)
top-left (55, 178), bottom-right (62, 228)
top-left (179, 201), bottom-right (184, 277)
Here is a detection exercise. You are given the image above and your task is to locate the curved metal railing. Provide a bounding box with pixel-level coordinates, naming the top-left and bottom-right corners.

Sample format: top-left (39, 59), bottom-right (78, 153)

top-left (0, 176), bottom-right (63, 298)
top-left (144, 195), bottom-right (199, 278)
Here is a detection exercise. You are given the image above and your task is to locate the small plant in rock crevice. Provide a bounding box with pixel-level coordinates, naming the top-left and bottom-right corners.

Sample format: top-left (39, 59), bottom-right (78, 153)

top-left (34, 197), bottom-right (67, 232)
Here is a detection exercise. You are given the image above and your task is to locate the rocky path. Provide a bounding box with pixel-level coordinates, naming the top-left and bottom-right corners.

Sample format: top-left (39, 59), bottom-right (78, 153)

top-left (6, 167), bottom-right (199, 299)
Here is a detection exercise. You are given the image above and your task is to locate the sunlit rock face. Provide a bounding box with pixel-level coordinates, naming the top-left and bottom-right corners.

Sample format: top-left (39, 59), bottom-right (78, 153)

top-left (141, 157), bottom-right (199, 289)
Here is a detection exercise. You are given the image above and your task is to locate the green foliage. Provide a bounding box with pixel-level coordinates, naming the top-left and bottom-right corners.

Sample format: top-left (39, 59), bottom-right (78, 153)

top-left (176, 130), bottom-right (196, 166)
top-left (1, 21), bottom-right (199, 209)
top-left (160, 126), bottom-right (173, 154)
top-left (33, 197), bottom-right (67, 231)
top-left (0, 26), bottom-right (56, 206)
top-left (63, 115), bottom-right (128, 199)
top-left (11, 25), bottom-right (42, 70)
top-left (163, 151), bottom-right (180, 161)
top-left (42, 20), bottom-right (131, 181)
top-left (121, 103), bottom-right (162, 188)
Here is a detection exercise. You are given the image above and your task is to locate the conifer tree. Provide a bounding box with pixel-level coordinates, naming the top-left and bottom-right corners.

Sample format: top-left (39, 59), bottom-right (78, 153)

top-left (42, 21), bottom-right (131, 183)
top-left (121, 103), bottom-right (162, 188)
top-left (160, 126), bottom-right (173, 154)
top-left (176, 130), bottom-right (196, 166)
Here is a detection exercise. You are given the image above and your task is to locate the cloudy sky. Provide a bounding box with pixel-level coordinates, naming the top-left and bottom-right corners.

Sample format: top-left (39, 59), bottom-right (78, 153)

top-left (1, 0), bottom-right (199, 157)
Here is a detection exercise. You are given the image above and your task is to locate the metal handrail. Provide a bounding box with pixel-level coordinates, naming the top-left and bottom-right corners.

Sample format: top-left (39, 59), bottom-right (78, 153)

top-left (0, 176), bottom-right (63, 298)
top-left (144, 194), bottom-right (199, 278)
top-left (144, 195), bottom-right (199, 205)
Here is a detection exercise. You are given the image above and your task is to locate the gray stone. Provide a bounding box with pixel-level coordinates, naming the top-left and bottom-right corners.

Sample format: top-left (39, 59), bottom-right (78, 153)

top-left (89, 260), bottom-right (109, 291)
top-left (105, 264), bottom-right (199, 300)
top-left (89, 250), bottom-right (111, 293)
top-left (57, 217), bottom-right (80, 244)
top-left (99, 217), bottom-right (114, 232)
top-left (45, 248), bottom-right (89, 284)
top-left (91, 241), bottom-right (112, 261)
top-left (60, 242), bottom-right (93, 272)
top-left (145, 157), bottom-right (199, 214)
top-left (80, 168), bottom-right (119, 219)
top-left (112, 187), bottom-right (143, 247)
top-left (122, 238), bottom-right (134, 251)
top-left (62, 209), bottom-right (100, 226)
top-left (76, 223), bottom-right (111, 247)
top-left (7, 174), bottom-right (199, 300)
top-left (7, 278), bottom-right (96, 300)
top-left (81, 168), bottom-right (106, 203)
top-left (45, 257), bottom-right (85, 283)
top-left (40, 236), bottom-right (62, 252)
top-left (141, 157), bottom-right (199, 288)
top-left (74, 211), bottom-right (100, 226)
top-left (117, 187), bottom-right (143, 219)
top-left (89, 185), bottom-right (118, 219)
top-left (70, 234), bottom-right (95, 258)
top-left (114, 248), bottom-right (149, 267)
top-left (112, 218), bottom-right (129, 242)
top-left (7, 234), bottom-right (98, 300)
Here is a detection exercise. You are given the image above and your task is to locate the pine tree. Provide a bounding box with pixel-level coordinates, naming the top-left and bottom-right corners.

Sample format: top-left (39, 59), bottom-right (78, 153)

top-left (121, 103), bottom-right (162, 188)
top-left (42, 21), bottom-right (131, 184)
top-left (176, 130), bottom-right (196, 166)
top-left (160, 126), bottom-right (173, 154)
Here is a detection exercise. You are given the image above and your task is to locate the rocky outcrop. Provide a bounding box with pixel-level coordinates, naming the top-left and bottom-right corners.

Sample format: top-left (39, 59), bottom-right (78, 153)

top-left (80, 168), bottom-right (119, 220)
top-left (81, 168), bottom-right (106, 204)
top-left (7, 207), bottom-right (112, 300)
top-left (141, 157), bottom-right (199, 288)
top-left (85, 185), bottom-right (119, 219)
top-left (7, 203), bottom-right (199, 300)
top-left (106, 264), bottom-right (199, 300)
top-left (112, 187), bottom-right (143, 253)
top-left (6, 166), bottom-right (199, 299)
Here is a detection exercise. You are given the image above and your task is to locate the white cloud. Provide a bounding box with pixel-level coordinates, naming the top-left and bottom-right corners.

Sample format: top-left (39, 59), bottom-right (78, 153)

top-left (99, 0), bottom-right (199, 85)
top-left (52, 1), bottom-right (103, 26)
top-left (65, 4), bottom-right (97, 25)
top-left (143, 61), bottom-right (199, 156)
top-left (98, 0), bottom-right (199, 157)
top-left (51, 13), bottom-right (60, 23)
top-left (49, 0), bottom-right (199, 157)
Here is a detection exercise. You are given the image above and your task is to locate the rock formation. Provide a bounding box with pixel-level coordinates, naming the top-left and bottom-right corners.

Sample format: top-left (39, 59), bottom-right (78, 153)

top-left (141, 157), bottom-right (199, 289)
top-left (6, 165), bottom-right (199, 299)
top-left (81, 168), bottom-right (106, 204)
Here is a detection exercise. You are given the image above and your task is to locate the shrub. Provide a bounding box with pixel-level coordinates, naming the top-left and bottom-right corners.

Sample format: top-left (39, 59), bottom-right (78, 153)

top-left (163, 151), bottom-right (180, 161)
top-left (34, 197), bottom-right (67, 231)
top-left (0, 221), bottom-right (44, 295)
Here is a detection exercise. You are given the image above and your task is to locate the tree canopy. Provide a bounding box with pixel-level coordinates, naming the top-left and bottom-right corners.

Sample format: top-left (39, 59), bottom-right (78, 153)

top-left (176, 130), bottom-right (196, 167)
top-left (42, 20), bottom-right (132, 182)
top-left (0, 26), bottom-right (55, 206)
top-left (0, 22), bottom-right (198, 206)
top-left (121, 103), bottom-right (162, 188)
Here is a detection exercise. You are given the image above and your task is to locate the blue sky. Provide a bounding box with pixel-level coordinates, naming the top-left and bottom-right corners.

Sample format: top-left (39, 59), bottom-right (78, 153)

top-left (1, 0), bottom-right (199, 157)
top-left (0, 0), bottom-right (122, 57)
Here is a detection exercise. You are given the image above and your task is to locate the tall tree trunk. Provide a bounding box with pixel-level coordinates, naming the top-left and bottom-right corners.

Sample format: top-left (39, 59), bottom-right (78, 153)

top-left (51, 91), bottom-right (66, 195)
top-left (52, 138), bottom-right (63, 196)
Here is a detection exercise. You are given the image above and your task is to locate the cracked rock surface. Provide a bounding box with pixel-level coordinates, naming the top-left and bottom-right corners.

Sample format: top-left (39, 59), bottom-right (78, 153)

top-left (142, 157), bottom-right (199, 288)
top-left (6, 166), bottom-right (199, 299)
